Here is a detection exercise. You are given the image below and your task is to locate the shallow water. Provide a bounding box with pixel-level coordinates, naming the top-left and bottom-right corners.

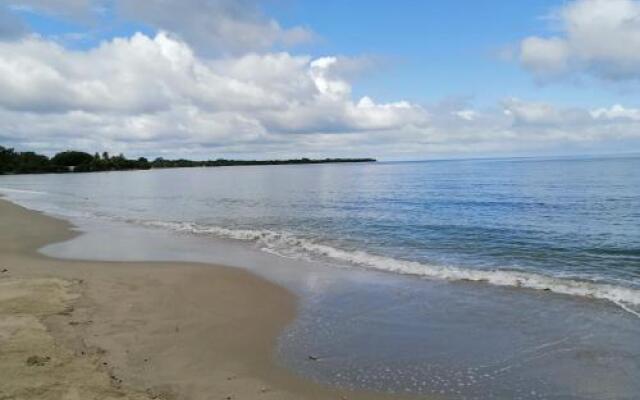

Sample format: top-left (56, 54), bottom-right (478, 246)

top-left (38, 217), bottom-right (640, 399)
top-left (1, 155), bottom-right (640, 398)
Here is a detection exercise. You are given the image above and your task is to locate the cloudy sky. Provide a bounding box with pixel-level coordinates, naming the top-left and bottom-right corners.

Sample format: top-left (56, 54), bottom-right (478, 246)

top-left (1, 0), bottom-right (640, 160)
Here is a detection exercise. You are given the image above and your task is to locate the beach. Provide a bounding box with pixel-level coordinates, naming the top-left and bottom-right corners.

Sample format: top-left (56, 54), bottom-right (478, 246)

top-left (3, 0), bottom-right (640, 397)
top-left (1, 158), bottom-right (639, 399)
top-left (0, 198), bottom-right (405, 400)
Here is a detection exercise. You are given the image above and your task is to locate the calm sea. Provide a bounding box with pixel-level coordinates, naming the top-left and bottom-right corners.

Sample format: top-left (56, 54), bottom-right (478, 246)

top-left (2, 155), bottom-right (639, 312)
top-left (1, 155), bottom-right (640, 398)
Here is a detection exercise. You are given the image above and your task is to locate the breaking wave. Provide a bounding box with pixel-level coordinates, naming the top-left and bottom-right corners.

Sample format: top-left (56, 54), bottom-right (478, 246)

top-left (0, 187), bottom-right (48, 195)
top-left (139, 220), bottom-right (640, 318)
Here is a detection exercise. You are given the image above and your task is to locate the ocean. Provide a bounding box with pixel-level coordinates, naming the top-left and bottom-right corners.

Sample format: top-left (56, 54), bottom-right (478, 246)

top-left (1, 155), bottom-right (639, 399)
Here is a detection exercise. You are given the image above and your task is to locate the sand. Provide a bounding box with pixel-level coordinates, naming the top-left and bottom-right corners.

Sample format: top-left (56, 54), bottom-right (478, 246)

top-left (0, 199), bottom-right (410, 400)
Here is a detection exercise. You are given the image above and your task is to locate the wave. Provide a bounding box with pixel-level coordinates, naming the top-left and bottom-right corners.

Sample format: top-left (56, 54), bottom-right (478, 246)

top-left (0, 187), bottom-right (48, 195)
top-left (138, 220), bottom-right (640, 318)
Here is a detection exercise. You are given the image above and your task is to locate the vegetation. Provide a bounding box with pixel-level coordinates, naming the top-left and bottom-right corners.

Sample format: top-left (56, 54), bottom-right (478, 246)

top-left (0, 146), bottom-right (375, 175)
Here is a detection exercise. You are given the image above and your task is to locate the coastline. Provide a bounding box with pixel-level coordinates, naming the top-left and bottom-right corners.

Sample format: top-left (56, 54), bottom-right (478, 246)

top-left (0, 198), bottom-right (407, 400)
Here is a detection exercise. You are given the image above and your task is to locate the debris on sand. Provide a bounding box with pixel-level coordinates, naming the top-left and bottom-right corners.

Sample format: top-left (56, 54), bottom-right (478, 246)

top-left (57, 305), bottom-right (74, 316)
top-left (26, 355), bottom-right (51, 367)
top-left (69, 319), bottom-right (93, 326)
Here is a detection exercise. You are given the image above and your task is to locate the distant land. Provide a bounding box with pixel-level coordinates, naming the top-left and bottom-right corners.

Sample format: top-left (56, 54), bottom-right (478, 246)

top-left (0, 146), bottom-right (375, 175)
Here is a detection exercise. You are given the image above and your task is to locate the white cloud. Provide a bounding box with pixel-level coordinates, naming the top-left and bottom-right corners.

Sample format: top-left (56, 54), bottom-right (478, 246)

top-left (453, 109), bottom-right (478, 121)
top-left (0, 5), bottom-right (27, 39)
top-left (520, 0), bottom-right (640, 81)
top-left (3, 0), bottom-right (314, 54)
top-left (116, 0), bottom-right (315, 54)
top-left (502, 98), bottom-right (573, 125)
top-left (309, 57), bottom-right (352, 100)
top-left (500, 99), bottom-right (640, 143)
top-left (7, 0), bottom-right (95, 20)
top-left (591, 104), bottom-right (640, 120)
top-left (0, 32), bottom-right (436, 157)
top-left (1, 1), bottom-right (640, 159)
top-left (520, 37), bottom-right (570, 78)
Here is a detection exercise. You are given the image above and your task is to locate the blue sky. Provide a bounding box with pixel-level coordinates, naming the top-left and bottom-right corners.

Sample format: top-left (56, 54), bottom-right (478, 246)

top-left (2, 0), bottom-right (640, 159)
top-left (270, 0), bottom-right (638, 107)
top-left (272, 1), bottom-right (552, 103)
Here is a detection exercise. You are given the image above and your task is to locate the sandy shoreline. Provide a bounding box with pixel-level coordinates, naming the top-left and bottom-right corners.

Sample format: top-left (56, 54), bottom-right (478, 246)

top-left (0, 199), bottom-right (407, 400)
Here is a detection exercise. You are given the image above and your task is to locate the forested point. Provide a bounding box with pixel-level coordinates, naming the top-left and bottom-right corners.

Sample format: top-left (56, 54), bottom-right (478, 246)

top-left (0, 146), bottom-right (376, 175)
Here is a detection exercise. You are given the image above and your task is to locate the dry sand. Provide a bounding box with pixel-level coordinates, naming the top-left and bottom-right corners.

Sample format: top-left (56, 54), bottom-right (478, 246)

top-left (0, 199), bottom-right (411, 400)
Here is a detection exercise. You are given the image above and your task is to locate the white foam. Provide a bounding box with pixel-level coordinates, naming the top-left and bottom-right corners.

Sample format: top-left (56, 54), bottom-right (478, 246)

top-left (0, 187), bottom-right (48, 195)
top-left (0, 189), bottom-right (98, 221)
top-left (4, 187), bottom-right (638, 317)
top-left (139, 220), bottom-right (640, 317)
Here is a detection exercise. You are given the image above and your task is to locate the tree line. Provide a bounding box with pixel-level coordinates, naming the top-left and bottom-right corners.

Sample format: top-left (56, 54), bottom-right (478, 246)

top-left (0, 146), bottom-right (375, 175)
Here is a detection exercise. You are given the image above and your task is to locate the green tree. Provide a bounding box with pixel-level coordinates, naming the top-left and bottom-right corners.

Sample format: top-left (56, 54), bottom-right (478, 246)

top-left (51, 151), bottom-right (94, 167)
top-left (0, 146), bottom-right (17, 173)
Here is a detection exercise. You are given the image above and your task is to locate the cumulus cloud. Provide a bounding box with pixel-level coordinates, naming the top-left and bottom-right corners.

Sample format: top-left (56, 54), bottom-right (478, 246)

top-left (502, 98), bottom-right (590, 126)
top-left (0, 32), bottom-right (435, 157)
top-left (3, 0), bottom-right (314, 54)
top-left (0, 5), bottom-right (27, 39)
top-left (1, 28), bottom-right (638, 160)
top-left (591, 104), bottom-right (640, 120)
top-left (452, 109), bottom-right (478, 121)
top-left (116, 0), bottom-right (315, 54)
top-left (520, 0), bottom-right (640, 81)
top-left (7, 0), bottom-right (95, 20)
top-left (0, 32), bottom-right (424, 125)
top-left (500, 98), bottom-right (640, 144)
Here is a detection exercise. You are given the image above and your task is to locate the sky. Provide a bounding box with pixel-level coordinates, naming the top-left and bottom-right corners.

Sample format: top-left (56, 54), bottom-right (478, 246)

top-left (1, 0), bottom-right (640, 160)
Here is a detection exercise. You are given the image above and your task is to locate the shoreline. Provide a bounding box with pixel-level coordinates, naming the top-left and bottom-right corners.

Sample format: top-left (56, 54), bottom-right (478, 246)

top-left (0, 198), bottom-right (408, 400)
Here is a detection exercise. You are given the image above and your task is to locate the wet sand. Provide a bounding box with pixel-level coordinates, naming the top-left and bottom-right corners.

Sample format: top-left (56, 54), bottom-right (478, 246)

top-left (0, 199), bottom-right (409, 400)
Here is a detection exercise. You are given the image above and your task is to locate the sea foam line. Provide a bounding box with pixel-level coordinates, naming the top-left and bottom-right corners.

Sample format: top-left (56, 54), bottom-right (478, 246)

top-left (0, 187), bottom-right (48, 195)
top-left (140, 220), bottom-right (640, 317)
